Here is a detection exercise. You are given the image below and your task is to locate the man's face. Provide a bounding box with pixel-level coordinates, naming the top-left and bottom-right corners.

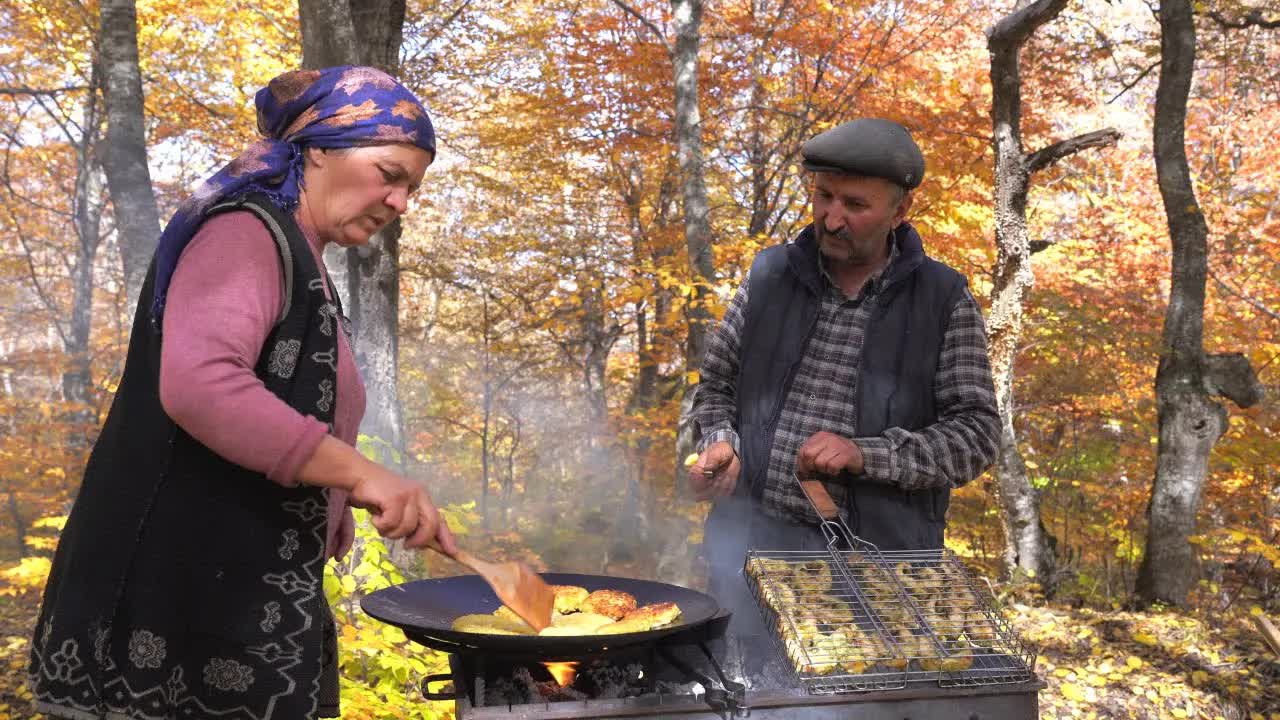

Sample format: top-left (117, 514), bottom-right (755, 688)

top-left (811, 172), bottom-right (911, 265)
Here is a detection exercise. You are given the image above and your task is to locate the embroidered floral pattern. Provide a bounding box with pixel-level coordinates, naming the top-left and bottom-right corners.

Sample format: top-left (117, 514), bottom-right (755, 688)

top-left (49, 639), bottom-right (83, 682)
top-left (278, 530), bottom-right (300, 560)
top-left (318, 305), bottom-right (336, 337)
top-left (268, 339), bottom-right (302, 378)
top-left (260, 601), bottom-right (282, 633)
top-left (283, 497), bottom-right (326, 521)
top-left (312, 350), bottom-right (338, 373)
top-left (317, 378), bottom-right (335, 412)
top-left (203, 657), bottom-right (254, 692)
top-left (247, 642), bottom-right (298, 665)
top-left (128, 629), bottom-right (167, 669)
top-left (92, 624), bottom-right (115, 670)
top-left (264, 570), bottom-right (314, 596)
top-left (165, 665), bottom-right (188, 706)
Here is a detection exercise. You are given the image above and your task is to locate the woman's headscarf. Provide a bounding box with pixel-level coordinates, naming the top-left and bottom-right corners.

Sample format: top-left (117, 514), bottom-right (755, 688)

top-left (150, 65), bottom-right (437, 328)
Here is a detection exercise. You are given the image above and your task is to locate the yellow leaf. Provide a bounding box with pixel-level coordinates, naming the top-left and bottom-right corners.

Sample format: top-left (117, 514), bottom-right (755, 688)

top-left (1060, 682), bottom-right (1086, 702)
top-left (1191, 670), bottom-right (1209, 686)
top-left (683, 453), bottom-right (699, 467)
top-left (1172, 710), bottom-right (1187, 719)
top-left (1134, 632), bottom-right (1158, 646)
top-left (1126, 656), bottom-right (1143, 669)
top-left (686, 370), bottom-right (700, 384)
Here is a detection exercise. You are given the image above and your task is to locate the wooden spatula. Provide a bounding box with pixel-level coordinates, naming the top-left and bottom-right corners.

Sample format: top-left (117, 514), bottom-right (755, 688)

top-left (431, 543), bottom-right (555, 632)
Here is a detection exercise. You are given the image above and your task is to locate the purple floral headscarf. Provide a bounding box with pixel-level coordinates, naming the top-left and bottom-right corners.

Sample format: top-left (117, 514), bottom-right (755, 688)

top-left (150, 65), bottom-right (436, 328)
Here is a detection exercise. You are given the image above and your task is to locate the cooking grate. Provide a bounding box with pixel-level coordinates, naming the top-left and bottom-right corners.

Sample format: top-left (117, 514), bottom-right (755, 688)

top-left (743, 476), bottom-right (1037, 695)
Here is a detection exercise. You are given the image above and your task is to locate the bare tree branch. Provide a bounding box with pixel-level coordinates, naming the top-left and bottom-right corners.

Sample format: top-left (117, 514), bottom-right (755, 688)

top-left (1210, 266), bottom-right (1280, 321)
top-left (0, 86), bottom-right (90, 96)
top-left (1205, 9), bottom-right (1280, 29)
top-left (1107, 59), bottom-right (1160, 104)
top-left (1026, 128), bottom-right (1123, 174)
top-left (609, 0), bottom-right (672, 56)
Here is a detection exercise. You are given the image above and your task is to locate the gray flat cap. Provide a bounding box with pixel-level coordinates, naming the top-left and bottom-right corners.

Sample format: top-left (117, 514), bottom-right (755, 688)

top-left (801, 118), bottom-right (925, 189)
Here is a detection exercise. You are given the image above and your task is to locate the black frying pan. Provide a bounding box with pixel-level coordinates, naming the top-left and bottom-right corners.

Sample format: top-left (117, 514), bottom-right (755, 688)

top-left (361, 572), bottom-right (723, 655)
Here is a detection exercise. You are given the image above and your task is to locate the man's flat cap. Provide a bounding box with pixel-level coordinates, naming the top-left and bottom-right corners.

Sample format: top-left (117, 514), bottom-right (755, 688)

top-left (801, 118), bottom-right (925, 189)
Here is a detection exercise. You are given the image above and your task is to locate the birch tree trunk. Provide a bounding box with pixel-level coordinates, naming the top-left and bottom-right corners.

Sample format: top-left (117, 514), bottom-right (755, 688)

top-left (298, 0), bottom-right (413, 567)
top-left (671, 0), bottom-right (713, 491)
top-left (299, 0), bottom-right (408, 472)
top-left (987, 0), bottom-right (1120, 591)
top-left (65, 68), bottom-right (107, 450)
top-left (99, 0), bottom-right (161, 311)
top-left (1136, 0), bottom-right (1262, 606)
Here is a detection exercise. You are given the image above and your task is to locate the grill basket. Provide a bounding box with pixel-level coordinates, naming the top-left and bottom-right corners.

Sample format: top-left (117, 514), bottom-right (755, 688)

top-left (742, 476), bottom-right (1036, 695)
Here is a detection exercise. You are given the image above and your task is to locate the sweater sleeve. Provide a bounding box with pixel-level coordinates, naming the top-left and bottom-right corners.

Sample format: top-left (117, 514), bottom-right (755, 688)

top-left (158, 211), bottom-right (330, 486)
top-left (852, 288), bottom-right (1002, 490)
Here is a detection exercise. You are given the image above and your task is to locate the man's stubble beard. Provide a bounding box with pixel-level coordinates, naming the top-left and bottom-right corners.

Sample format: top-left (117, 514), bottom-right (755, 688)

top-left (817, 224), bottom-right (886, 266)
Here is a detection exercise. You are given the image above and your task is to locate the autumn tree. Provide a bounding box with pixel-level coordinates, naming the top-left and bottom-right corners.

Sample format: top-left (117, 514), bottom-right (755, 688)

top-left (1135, 0), bottom-right (1265, 606)
top-left (100, 0), bottom-right (161, 310)
top-left (298, 0), bottom-right (413, 471)
top-left (985, 0), bottom-right (1120, 590)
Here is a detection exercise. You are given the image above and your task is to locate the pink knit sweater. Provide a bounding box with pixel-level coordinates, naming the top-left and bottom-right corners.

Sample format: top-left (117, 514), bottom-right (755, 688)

top-left (158, 211), bottom-right (366, 558)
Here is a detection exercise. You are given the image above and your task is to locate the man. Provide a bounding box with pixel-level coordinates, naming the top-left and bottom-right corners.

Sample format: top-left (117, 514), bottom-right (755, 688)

top-left (688, 118), bottom-right (1000, 636)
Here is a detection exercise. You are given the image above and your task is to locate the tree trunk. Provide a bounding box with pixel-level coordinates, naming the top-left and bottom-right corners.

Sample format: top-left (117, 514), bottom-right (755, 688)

top-left (670, 0), bottom-right (712, 492)
top-left (299, 0), bottom-right (408, 472)
top-left (298, 0), bottom-right (411, 566)
top-left (480, 293), bottom-right (492, 528)
top-left (65, 154), bottom-right (105, 447)
top-left (985, 0), bottom-right (1067, 589)
top-left (8, 492), bottom-right (26, 558)
top-left (100, 0), bottom-right (161, 311)
top-left (1136, 0), bottom-right (1224, 606)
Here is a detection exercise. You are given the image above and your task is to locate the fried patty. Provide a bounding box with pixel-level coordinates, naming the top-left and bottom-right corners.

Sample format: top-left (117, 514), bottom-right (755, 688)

top-left (451, 613), bottom-right (536, 635)
top-left (622, 602), bottom-right (682, 628)
top-left (597, 616), bottom-right (653, 635)
top-left (550, 585), bottom-right (590, 613)
top-left (537, 611), bottom-right (615, 636)
top-left (580, 590), bottom-right (638, 620)
top-left (491, 605), bottom-right (539, 630)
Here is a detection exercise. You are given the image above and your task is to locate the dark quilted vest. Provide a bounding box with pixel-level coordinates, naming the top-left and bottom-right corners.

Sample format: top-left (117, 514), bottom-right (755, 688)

top-left (735, 222), bottom-right (966, 550)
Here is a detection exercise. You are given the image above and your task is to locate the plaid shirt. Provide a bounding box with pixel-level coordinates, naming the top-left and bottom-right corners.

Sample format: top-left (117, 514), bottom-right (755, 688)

top-left (693, 239), bottom-right (1000, 525)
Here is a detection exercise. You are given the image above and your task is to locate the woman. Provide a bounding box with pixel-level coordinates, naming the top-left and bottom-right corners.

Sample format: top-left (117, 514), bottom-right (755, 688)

top-left (28, 66), bottom-right (457, 720)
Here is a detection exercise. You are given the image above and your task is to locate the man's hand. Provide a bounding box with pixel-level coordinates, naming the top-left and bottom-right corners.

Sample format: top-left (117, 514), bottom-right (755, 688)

top-left (796, 431), bottom-right (864, 478)
top-left (688, 442), bottom-right (741, 501)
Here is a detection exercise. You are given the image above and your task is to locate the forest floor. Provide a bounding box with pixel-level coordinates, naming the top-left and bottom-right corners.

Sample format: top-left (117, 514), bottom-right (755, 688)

top-left (2, 573), bottom-right (1278, 719)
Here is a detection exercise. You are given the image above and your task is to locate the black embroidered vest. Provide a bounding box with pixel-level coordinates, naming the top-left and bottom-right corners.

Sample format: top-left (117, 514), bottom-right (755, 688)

top-left (29, 195), bottom-right (345, 720)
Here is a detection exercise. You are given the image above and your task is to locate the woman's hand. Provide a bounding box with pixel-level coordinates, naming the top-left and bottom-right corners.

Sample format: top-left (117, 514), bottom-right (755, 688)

top-left (297, 435), bottom-right (458, 556)
top-left (347, 463), bottom-right (458, 555)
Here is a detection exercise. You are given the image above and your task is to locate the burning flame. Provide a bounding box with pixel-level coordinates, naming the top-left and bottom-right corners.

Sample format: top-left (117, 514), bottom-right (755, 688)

top-left (542, 661), bottom-right (578, 687)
